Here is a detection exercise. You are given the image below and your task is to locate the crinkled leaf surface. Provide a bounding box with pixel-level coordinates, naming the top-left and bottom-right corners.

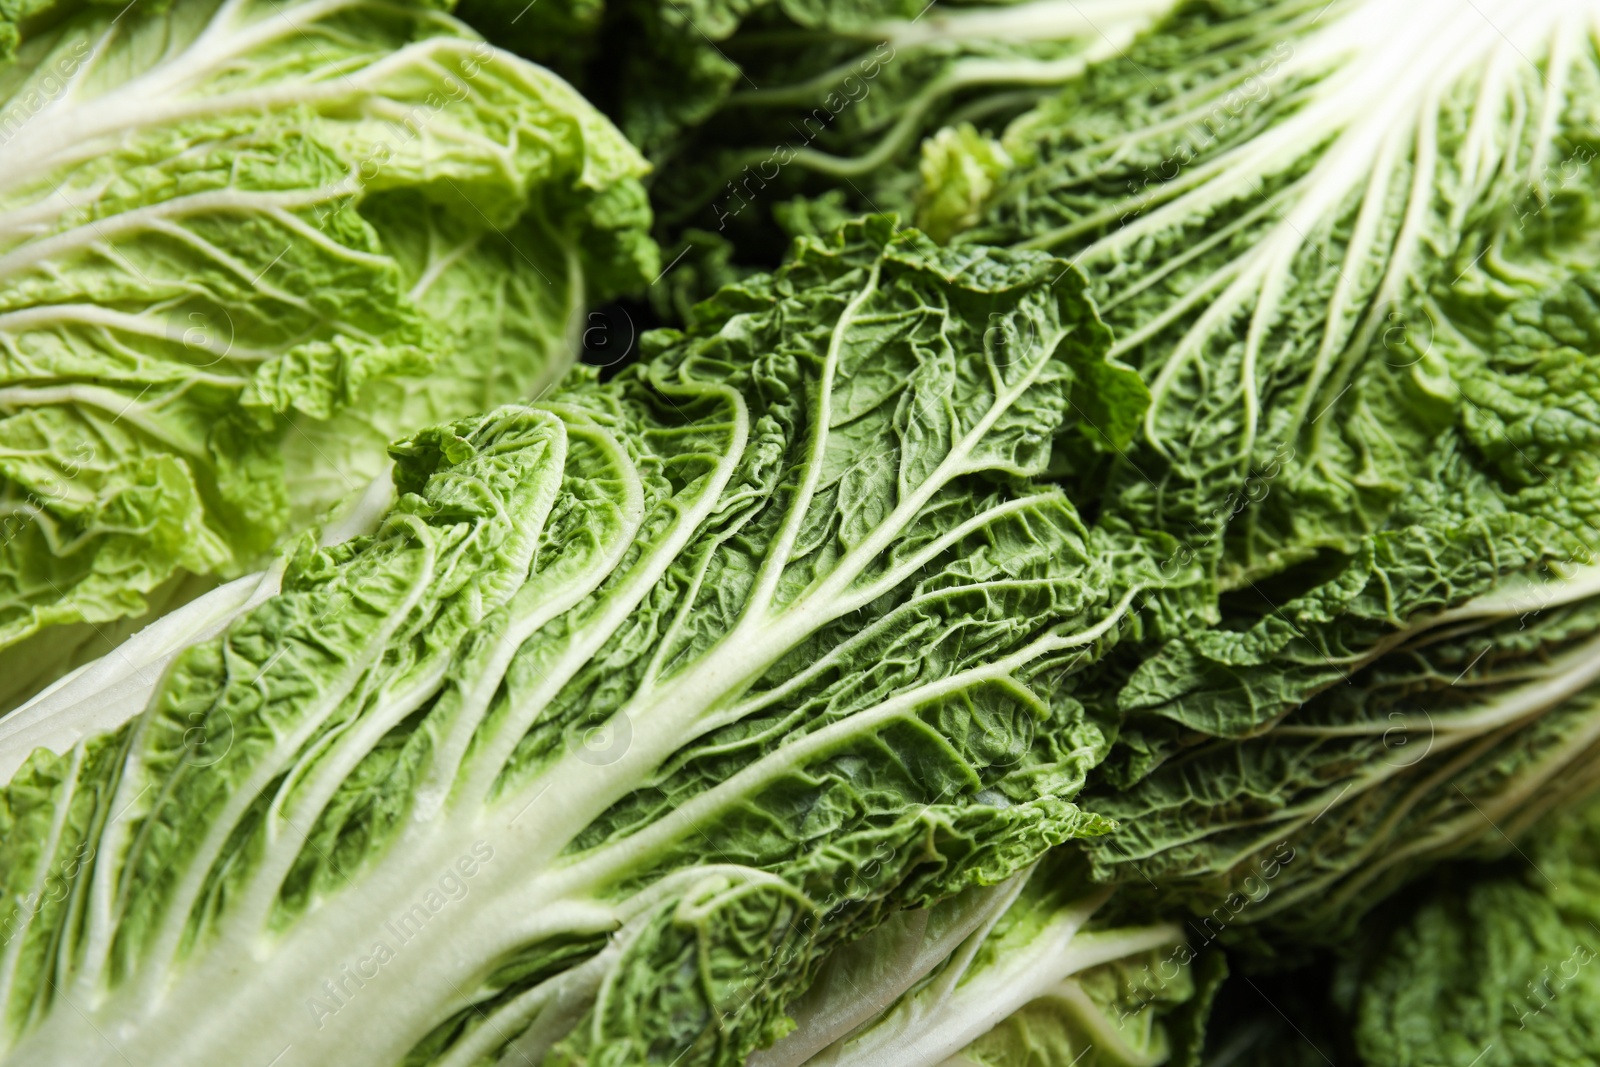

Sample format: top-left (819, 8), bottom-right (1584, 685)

top-left (783, 0), bottom-right (1600, 950)
top-left (0, 220), bottom-right (1155, 1067)
top-left (1345, 799), bottom-right (1600, 1067)
top-left (459, 0), bottom-right (1173, 262)
top-left (752, 854), bottom-right (1223, 1067)
top-left (0, 0), bottom-right (655, 665)
top-left (913, 0), bottom-right (1600, 588)
top-left (1076, 221), bottom-right (1600, 945)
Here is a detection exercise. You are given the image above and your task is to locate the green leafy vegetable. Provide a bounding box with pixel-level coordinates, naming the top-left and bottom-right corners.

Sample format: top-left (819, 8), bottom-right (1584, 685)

top-left (693, 0), bottom-right (1600, 1057)
top-left (8, 0), bottom-right (1600, 1060)
top-left (1345, 799), bottom-right (1600, 1067)
top-left (458, 0), bottom-right (1175, 243)
top-left (1086, 557), bottom-right (1600, 944)
top-left (754, 855), bottom-right (1226, 1067)
top-left (0, 0), bottom-right (656, 690)
top-left (1073, 224), bottom-right (1600, 947)
top-left (642, 0), bottom-right (1174, 230)
top-left (758, 0), bottom-right (1600, 950)
top-left (0, 219), bottom-right (1161, 1067)
top-left (908, 0), bottom-right (1594, 571)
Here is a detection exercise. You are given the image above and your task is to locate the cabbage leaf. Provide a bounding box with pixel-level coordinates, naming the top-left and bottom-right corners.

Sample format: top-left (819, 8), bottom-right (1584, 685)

top-left (0, 218), bottom-right (1162, 1067)
top-left (0, 0), bottom-right (656, 685)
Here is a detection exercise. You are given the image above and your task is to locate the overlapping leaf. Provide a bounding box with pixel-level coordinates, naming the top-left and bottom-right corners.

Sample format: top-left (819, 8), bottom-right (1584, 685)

top-left (0, 0), bottom-right (656, 693)
top-left (0, 219), bottom-right (1167, 1067)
